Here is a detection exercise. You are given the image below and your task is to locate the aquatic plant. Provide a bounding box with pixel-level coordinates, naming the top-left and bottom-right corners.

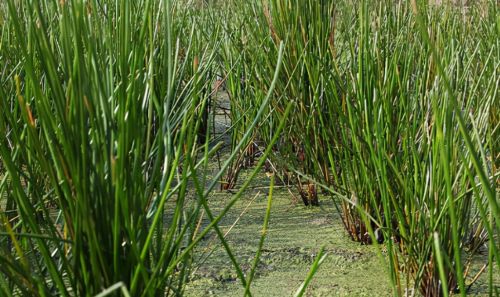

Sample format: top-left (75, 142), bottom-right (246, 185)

top-left (1, 0), bottom-right (497, 296)
top-left (233, 0), bottom-right (338, 206)
top-left (222, 0), bottom-right (499, 295)
top-left (0, 0), bottom-right (288, 295)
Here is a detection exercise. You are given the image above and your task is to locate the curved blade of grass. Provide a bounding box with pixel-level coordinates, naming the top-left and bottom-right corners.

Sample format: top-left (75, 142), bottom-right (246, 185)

top-left (244, 175), bottom-right (274, 297)
top-left (293, 246), bottom-right (327, 297)
top-left (95, 282), bottom-right (131, 297)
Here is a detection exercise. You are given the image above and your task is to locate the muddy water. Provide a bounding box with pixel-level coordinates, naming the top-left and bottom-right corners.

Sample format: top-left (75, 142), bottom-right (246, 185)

top-left (185, 177), bottom-right (392, 296)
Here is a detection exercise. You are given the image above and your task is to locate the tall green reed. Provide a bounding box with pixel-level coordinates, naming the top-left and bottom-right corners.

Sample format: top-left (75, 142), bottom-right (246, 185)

top-left (231, 0), bottom-right (338, 206)
top-left (0, 0), bottom-right (213, 295)
top-left (332, 1), bottom-right (499, 295)
top-left (216, 3), bottom-right (261, 190)
top-left (222, 0), bottom-right (498, 295)
top-left (0, 0), bottom-right (286, 296)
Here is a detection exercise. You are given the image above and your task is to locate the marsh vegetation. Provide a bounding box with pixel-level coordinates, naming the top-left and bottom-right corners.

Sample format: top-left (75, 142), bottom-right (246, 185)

top-left (0, 0), bottom-right (498, 296)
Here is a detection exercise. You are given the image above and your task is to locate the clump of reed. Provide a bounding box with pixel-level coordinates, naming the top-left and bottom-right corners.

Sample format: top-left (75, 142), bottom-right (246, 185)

top-left (0, 0), bottom-right (289, 295)
top-left (229, 0), bottom-right (339, 206)
top-left (216, 3), bottom-right (261, 190)
top-left (223, 0), bottom-right (498, 295)
top-left (337, 1), bottom-right (499, 295)
top-left (0, 0), bottom-right (217, 295)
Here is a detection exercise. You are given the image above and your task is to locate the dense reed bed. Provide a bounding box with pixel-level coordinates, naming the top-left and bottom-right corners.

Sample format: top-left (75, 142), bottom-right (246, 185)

top-left (0, 0), bottom-right (291, 296)
top-left (0, 0), bottom-right (498, 296)
top-left (219, 0), bottom-right (498, 296)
